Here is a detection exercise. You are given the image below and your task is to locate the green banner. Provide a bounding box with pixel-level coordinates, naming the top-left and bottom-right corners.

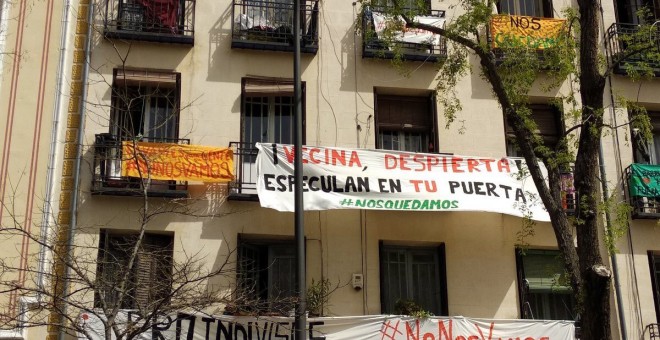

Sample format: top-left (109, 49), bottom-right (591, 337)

top-left (629, 163), bottom-right (660, 197)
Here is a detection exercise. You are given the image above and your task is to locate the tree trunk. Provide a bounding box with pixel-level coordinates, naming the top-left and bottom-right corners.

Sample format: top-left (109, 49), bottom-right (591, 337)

top-left (575, 1), bottom-right (612, 339)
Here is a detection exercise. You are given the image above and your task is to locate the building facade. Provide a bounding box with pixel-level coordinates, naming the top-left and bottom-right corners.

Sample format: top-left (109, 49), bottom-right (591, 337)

top-left (2, 0), bottom-right (660, 338)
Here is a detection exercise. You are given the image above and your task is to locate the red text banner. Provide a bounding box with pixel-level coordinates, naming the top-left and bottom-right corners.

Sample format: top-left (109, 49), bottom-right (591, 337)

top-left (121, 142), bottom-right (234, 183)
top-left (78, 312), bottom-right (575, 339)
top-left (256, 143), bottom-right (550, 221)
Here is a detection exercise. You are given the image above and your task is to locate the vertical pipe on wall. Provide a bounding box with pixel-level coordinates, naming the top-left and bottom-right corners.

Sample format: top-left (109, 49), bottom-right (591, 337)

top-left (37, 0), bottom-right (72, 299)
top-left (293, 0), bottom-right (306, 338)
top-left (597, 1), bottom-right (629, 338)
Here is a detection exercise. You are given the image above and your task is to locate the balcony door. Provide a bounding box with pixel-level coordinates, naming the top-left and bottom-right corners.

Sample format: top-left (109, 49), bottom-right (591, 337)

top-left (238, 77), bottom-right (304, 195)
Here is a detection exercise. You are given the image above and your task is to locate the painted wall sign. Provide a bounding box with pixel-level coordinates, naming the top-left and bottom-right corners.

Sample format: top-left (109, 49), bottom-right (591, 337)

top-left (371, 11), bottom-right (445, 46)
top-left (121, 141), bottom-right (234, 182)
top-left (490, 15), bottom-right (566, 49)
top-left (78, 312), bottom-right (575, 340)
top-left (256, 144), bottom-right (550, 221)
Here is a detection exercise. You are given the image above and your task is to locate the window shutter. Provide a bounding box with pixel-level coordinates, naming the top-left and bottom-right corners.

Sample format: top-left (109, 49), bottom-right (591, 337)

top-left (114, 69), bottom-right (178, 88)
top-left (243, 77), bottom-right (295, 97)
top-left (134, 249), bottom-right (156, 308)
top-left (376, 95), bottom-right (431, 131)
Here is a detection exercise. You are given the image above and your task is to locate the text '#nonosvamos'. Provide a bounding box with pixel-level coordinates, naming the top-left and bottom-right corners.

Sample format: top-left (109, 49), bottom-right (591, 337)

top-left (277, 146), bottom-right (513, 173)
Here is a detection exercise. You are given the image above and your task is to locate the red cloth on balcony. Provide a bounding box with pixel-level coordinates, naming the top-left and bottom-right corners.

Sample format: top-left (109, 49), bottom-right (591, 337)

top-left (140, 0), bottom-right (179, 32)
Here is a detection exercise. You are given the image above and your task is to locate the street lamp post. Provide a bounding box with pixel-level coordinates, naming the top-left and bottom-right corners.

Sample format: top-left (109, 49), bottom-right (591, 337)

top-left (292, 0), bottom-right (306, 338)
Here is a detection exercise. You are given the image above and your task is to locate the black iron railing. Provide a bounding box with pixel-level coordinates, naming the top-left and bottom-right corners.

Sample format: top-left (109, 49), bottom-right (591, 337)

top-left (231, 0), bottom-right (319, 54)
top-left (645, 323), bottom-right (660, 340)
top-left (228, 142), bottom-right (259, 199)
top-left (362, 6), bottom-right (447, 62)
top-left (606, 23), bottom-right (660, 75)
top-left (624, 164), bottom-right (660, 219)
top-left (103, 0), bottom-right (195, 44)
top-left (92, 133), bottom-right (189, 198)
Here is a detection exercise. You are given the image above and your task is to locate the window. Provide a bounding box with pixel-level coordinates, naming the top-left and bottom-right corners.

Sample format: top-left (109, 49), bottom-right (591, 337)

top-left (615, 0), bottom-right (660, 24)
top-left (372, 0), bottom-right (431, 11)
top-left (234, 77), bottom-right (305, 195)
top-left (649, 251), bottom-right (660, 322)
top-left (497, 0), bottom-right (553, 17)
top-left (375, 92), bottom-right (437, 153)
top-left (380, 244), bottom-right (447, 315)
top-left (506, 103), bottom-right (563, 157)
top-left (241, 77), bottom-right (305, 146)
top-left (95, 230), bottom-right (173, 310)
top-left (632, 111), bottom-right (660, 164)
top-left (237, 237), bottom-right (297, 314)
top-left (516, 249), bottom-right (575, 320)
top-left (111, 68), bottom-right (181, 142)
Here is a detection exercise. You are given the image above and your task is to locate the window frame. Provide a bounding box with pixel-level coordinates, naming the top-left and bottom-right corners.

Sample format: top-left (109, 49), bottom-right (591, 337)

top-left (240, 77), bottom-right (307, 146)
top-left (374, 91), bottom-right (438, 153)
top-left (236, 235), bottom-right (299, 314)
top-left (110, 68), bottom-right (182, 142)
top-left (515, 248), bottom-right (576, 321)
top-left (614, 0), bottom-right (660, 24)
top-left (496, 0), bottom-right (554, 18)
top-left (631, 110), bottom-right (660, 164)
top-left (94, 229), bottom-right (174, 310)
top-left (379, 242), bottom-right (448, 316)
top-left (505, 103), bottom-right (564, 157)
top-left (648, 251), bottom-right (660, 323)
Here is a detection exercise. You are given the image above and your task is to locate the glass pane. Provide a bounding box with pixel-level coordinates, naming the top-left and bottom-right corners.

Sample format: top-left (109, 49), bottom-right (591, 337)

top-left (381, 247), bottom-right (440, 315)
top-left (274, 96), bottom-right (294, 144)
top-left (651, 133), bottom-right (660, 164)
top-left (244, 97), bottom-right (269, 144)
top-left (527, 292), bottom-right (575, 320)
top-left (382, 249), bottom-right (407, 313)
top-left (269, 245), bottom-right (296, 299)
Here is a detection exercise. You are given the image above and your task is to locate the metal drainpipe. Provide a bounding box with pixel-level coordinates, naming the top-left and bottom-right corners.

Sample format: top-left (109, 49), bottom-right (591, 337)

top-left (57, 0), bottom-right (93, 338)
top-left (36, 0), bottom-right (72, 299)
top-left (599, 138), bottom-right (628, 340)
top-left (596, 0), bottom-right (628, 337)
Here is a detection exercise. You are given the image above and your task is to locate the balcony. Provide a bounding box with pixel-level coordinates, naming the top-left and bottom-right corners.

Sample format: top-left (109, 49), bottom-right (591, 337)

top-left (231, 0), bottom-right (319, 54)
top-left (606, 23), bottom-right (660, 76)
top-left (228, 142), bottom-right (259, 201)
top-left (625, 164), bottom-right (660, 219)
top-left (560, 171), bottom-right (576, 215)
top-left (645, 324), bottom-right (659, 340)
top-left (362, 7), bottom-right (447, 62)
top-left (102, 0), bottom-right (195, 45)
top-left (92, 133), bottom-right (189, 198)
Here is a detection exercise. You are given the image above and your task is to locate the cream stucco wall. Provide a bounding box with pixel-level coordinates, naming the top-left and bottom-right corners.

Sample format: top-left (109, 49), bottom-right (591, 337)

top-left (3, 0), bottom-right (660, 338)
top-left (0, 0), bottom-right (69, 337)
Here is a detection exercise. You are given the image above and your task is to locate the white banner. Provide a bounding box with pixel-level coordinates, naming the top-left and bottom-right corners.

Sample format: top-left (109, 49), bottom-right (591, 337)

top-left (371, 11), bottom-right (445, 45)
top-left (78, 312), bottom-right (575, 340)
top-left (256, 144), bottom-right (550, 222)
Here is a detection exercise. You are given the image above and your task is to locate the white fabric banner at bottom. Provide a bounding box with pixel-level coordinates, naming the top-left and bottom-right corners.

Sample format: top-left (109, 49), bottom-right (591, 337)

top-left (256, 144), bottom-right (550, 222)
top-left (77, 312), bottom-right (575, 340)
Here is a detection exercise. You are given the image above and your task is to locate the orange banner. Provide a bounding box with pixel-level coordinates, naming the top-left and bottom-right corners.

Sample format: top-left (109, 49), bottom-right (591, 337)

top-left (121, 142), bottom-right (234, 183)
top-left (490, 15), bottom-right (566, 49)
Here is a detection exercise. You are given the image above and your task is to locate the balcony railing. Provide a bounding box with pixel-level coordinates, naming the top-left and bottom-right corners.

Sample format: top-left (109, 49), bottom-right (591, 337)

top-left (625, 164), bottom-right (660, 219)
top-left (231, 0), bottom-right (319, 54)
top-left (606, 23), bottom-right (660, 76)
top-left (228, 142), bottom-right (259, 200)
top-left (103, 0), bottom-right (195, 45)
top-left (362, 7), bottom-right (447, 62)
top-left (644, 324), bottom-right (660, 340)
top-left (92, 133), bottom-right (189, 198)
